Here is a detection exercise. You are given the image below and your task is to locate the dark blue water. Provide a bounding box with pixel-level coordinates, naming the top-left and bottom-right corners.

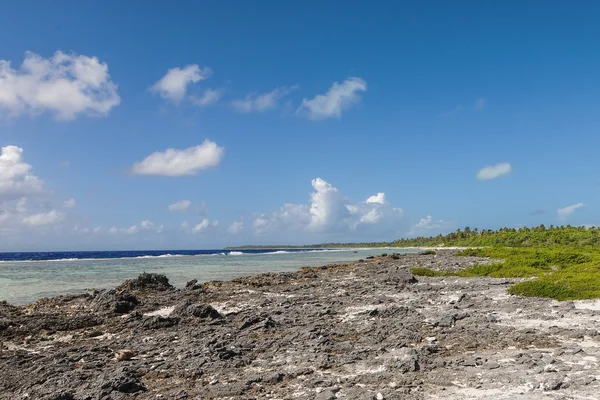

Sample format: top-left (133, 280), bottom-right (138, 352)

top-left (0, 249), bottom-right (322, 262)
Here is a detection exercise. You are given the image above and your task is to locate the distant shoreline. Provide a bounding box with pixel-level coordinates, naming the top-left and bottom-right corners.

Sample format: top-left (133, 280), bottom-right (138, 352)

top-left (225, 245), bottom-right (473, 250)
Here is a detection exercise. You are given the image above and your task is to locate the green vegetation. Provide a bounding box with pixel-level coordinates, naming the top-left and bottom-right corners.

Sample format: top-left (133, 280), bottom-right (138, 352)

top-left (411, 246), bottom-right (600, 301)
top-left (232, 225), bottom-right (600, 301)
top-left (229, 225), bottom-right (600, 249)
top-left (392, 225), bottom-right (600, 248)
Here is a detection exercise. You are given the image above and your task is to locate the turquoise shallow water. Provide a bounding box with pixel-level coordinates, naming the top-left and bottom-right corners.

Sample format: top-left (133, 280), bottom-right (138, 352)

top-left (0, 248), bottom-right (418, 305)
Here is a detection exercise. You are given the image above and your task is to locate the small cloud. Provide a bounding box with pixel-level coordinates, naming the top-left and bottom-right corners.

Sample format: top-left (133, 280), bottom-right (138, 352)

top-left (59, 161), bottom-right (70, 168)
top-left (228, 221), bottom-right (244, 235)
top-left (439, 105), bottom-right (463, 117)
top-left (151, 64), bottom-right (212, 104)
top-left (476, 163), bottom-right (512, 180)
top-left (131, 140), bottom-right (224, 177)
top-left (191, 218), bottom-right (211, 233)
top-left (22, 210), bottom-right (64, 226)
top-left (474, 98), bottom-right (485, 110)
top-left (557, 203), bottom-right (586, 221)
top-left (63, 198), bottom-right (76, 208)
top-left (529, 209), bottom-right (546, 216)
top-left (409, 215), bottom-right (451, 236)
top-left (191, 88), bottom-right (223, 107)
top-left (109, 225), bottom-right (139, 235)
top-left (297, 77), bottom-right (367, 120)
top-left (140, 220), bottom-right (154, 229)
top-left (140, 220), bottom-right (164, 233)
top-left (73, 225), bottom-right (89, 234)
top-left (366, 192), bottom-right (386, 205)
top-left (168, 199), bottom-right (191, 212)
top-left (231, 86), bottom-right (295, 113)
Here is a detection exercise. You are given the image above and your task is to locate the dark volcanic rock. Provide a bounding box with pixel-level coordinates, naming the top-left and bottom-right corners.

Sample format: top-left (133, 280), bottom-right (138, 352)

top-left (90, 289), bottom-right (140, 314)
top-left (116, 272), bottom-right (173, 292)
top-left (172, 300), bottom-right (222, 319)
top-left (1, 250), bottom-right (600, 399)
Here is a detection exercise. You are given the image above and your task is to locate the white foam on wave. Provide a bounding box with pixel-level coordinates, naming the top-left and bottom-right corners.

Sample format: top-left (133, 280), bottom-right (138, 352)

top-left (228, 251), bottom-right (244, 256)
top-left (134, 254), bottom-right (184, 259)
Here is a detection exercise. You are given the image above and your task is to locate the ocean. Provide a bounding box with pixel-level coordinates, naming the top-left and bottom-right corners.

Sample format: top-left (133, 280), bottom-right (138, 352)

top-left (0, 248), bottom-right (419, 305)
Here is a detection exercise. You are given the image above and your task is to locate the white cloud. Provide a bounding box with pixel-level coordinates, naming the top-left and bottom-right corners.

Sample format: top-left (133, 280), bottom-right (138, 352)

top-left (191, 88), bottom-right (223, 107)
top-left (109, 225), bottom-right (139, 235)
top-left (476, 163), bottom-right (512, 180)
top-left (297, 77), bottom-right (367, 120)
top-left (366, 192), bottom-right (386, 204)
top-left (140, 220), bottom-right (154, 229)
top-left (73, 225), bottom-right (89, 234)
top-left (131, 140), bottom-right (224, 177)
top-left (409, 215), bottom-right (451, 236)
top-left (151, 64), bottom-right (212, 104)
top-left (22, 210), bottom-right (64, 226)
top-left (252, 178), bottom-right (404, 235)
top-left (474, 98), bottom-right (485, 110)
top-left (191, 218), bottom-right (211, 233)
top-left (228, 221), bottom-right (244, 235)
top-left (168, 199), bottom-right (191, 212)
top-left (63, 198), bottom-right (76, 208)
top-left (140, 220), bottom-right (164, 233)
top-left (212, 220), bottom-right (219, 227)
top-left (93, 226), bottom-right (102, 234)
top-left (0, 51), bottom-right (120, 120)
top-left (231, 86), bottom-right (294, 113)
top-left (0, 145), bottom-right (44, 199)
top-left (557, 203), bottom-right (586, 221)
top-left (253, 203), bottom-right (311, 234)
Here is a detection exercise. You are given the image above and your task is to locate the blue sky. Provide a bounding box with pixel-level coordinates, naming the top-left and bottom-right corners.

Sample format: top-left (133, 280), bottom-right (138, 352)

top-left (1, 1), bottom-right (599, 250)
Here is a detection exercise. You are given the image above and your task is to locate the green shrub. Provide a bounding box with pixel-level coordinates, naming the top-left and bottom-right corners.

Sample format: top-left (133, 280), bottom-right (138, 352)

top-left (508, 281), bottom-right (578, 301)
top-left (409, 268), bottom-right (448, 277)
top-left (456, 263), bottom-right (504, 277)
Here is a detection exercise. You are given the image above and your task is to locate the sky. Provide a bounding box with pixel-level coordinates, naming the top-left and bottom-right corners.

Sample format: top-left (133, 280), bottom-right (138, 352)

top-left (0, 1), bottom-right (599, 251)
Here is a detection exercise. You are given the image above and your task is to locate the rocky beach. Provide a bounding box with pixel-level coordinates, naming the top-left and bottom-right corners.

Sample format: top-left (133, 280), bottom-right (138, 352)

top-left (1, 250), bottom-right (600, 399)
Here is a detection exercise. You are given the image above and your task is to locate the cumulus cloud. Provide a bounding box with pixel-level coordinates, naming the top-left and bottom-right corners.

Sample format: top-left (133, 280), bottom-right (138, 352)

top-left (0, 51), bottom-right (120, 120)
top-left (191, 218), bottom-right (211, 233)
top-left (168, 199), bottom-right (191, 212)
top-left (191, 88), bottom-right (223, 107)
top-left (409, 215), bottom-right (451, 236)
top-left (366, 192), bottom-right (386, 204)
top-left (131, 140), bottom-right (224, 177)
top-left (141, 220), bottom-right (164, 233)
top-left (231, 86), bottom-right (294, 113)
top-left (63, 198), bottom-right (76, 208)
top-left (228, 221), bottom-right (244, 235)
top-left (22, 210), bottom-right (64, 226)
top-left (253, 204), bottom-right (311, 234)
top-left (151, 64), bottom-right (212, 104)
top-left (0, 145), bottom-right (44, 199)
top-left (297, 77), bottom-right (367, 120)
top-left (476, 163), bottom-right (512, 180)
top-left (557, 203), bottom-right (586, 221)
top-left (109, 225), bottom-right (139, 235)
top-left (252, 178), bottom-right (404, 235)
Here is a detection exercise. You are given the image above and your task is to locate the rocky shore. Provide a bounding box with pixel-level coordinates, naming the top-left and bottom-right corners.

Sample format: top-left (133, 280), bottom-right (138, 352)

top-left (1, 250), bottom-right (600, 399)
